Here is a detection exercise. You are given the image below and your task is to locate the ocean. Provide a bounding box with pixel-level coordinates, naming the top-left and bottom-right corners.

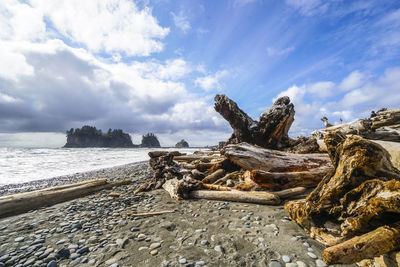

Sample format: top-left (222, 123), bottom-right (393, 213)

top-left (0, 147), bottom-right (204, 185)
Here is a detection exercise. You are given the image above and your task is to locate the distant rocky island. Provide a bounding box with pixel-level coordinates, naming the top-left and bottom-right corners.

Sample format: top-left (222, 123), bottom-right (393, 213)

top-left (64, 126), bottom-right (136, 148)
top-left (141, 133), bottom-right (161, 148)
top-left (175, 139), bottom-right (189, 148)
top-left (64, 126), bottom-right (164, 148)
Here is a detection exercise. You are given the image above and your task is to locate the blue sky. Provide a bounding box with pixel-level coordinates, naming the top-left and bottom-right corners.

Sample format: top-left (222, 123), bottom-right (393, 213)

top-left (0, 0), bottom-right (399, 147)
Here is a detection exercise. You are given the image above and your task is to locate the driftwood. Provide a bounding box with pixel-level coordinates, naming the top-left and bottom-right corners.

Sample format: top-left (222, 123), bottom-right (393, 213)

top-left (130, 210), bottom-right (175, 217)
top-left (214, 94), bottom-right (294, 149)
top-left (323, 224), bottom-right (400, 265)
top-left (189, 190), bottom-right (281, 205)
top-left (223, 143), bottom-right (332, 189)
top-left (285, 132), bottom-right (400, 264)
top-left (0, 179), bottom-right (131, 218)
top-left (312, 108), bottom-right (400, 142)
top-left (202, 169), bottom-right (226, 184)
top-left (272, 186), bottom-right (307, 199)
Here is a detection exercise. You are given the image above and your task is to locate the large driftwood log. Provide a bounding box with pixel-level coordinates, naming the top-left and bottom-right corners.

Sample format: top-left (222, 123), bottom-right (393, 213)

top-left (214, 94), bottom-right (295, 149)
top-left (285, 132), bottom-right (400, 264)
top-left (189, 190), bottom-right (281, 205)
top-left (0, 179), bottom-right (131, 218)
top-left (322, 224), bottom-right (400, 265)
top-left (223, 143), bottom-right (332, 189)
top-left (312, 109), bottom-right (400, 142)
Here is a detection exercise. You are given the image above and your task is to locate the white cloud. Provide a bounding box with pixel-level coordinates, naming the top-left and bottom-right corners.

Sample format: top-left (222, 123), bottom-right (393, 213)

top-left (267, 46), bottom-right (295, 57)
top-left (0, 43), bottom-right (35, 81)
top-left (275, 67), bottom-right (400, 137)
top-left (339, 70), bottom-right (366, 91)
top-left (0, 92), bottom-right (20, 103)
top-left (232, 0), bottom-right (259, 8)
top-left (195, 70), bottom-right (229, 91)
top-left (29, 0), bottom-right (169, 56)
top-left (285, 0), bottom-right (328, 16)
top-left (170, 11), bottom-right (191, 33)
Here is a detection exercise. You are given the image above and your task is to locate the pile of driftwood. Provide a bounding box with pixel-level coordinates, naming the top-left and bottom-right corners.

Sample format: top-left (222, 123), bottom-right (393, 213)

top-left (136, 94), bottom-right (400, 266)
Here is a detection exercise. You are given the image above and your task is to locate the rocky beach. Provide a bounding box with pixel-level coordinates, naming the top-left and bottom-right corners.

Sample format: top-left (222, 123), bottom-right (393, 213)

top-left (0, 162), bottom-right (356, 267)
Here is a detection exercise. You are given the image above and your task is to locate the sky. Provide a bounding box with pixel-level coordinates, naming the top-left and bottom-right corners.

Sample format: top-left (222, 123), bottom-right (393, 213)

top-left (0, 0), bottom-right (400, 147)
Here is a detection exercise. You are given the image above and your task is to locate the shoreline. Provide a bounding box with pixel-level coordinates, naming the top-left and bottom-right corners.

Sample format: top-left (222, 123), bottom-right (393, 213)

top-left (0, 161), bottom-right (149, 197)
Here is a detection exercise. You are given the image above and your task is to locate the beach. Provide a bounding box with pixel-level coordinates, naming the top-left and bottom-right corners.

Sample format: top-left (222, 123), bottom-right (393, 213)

top-left (0, 162), bottom-right (357, 267)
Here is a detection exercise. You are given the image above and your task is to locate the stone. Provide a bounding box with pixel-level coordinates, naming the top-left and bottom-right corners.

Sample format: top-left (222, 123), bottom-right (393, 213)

top-left (295, 261), bottom-right (307, 267)
top-left (14, 237), bottom-right (25, 242)
top-left (130, 227), bottom-right (140, 232)
top-left (68, 244), bottom-right (78, 250)
top-left (214, 245), bottom-right (224, 253)
top-left (160, 222), bottom-right (176, 231)
top-left (179, 258), bottom-right (187, 264)
top-left (109, 264), bottom-right (119, 267)
top-left (150, 249), bottom-right (158, 255)
top-left (76, 246), bottom-right (89, 255)
top-left (285, 263), bottom-right (298, 267)
top-left (46, 261), bottom-right (57, 267)
top-left (56, 248), bottom-right (70, 259)
top-left (70, 253), bottom-right (80, 260)
top-left (56, 239), bottom-right (66, 245)
top-left (315, 259), bottom-right (327, 267)
top-left (269, 261), bottom-right (282, 267)
top-left (195, 260), bottom-right (206, 266)
top-left (200, 240), bottom-right (209, 246)
top-left (302, 242), bottom-right (310, 248)
top-left (307, 252), bottom-right (317, 259)
top-left (149, 242), bottom-right (161, 250)
top-left (282, 255), bottom-right (291, 263)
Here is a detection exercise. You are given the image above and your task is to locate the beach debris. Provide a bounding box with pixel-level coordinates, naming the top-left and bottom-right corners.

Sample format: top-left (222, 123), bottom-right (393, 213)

top-left (189, 190), bottom-right (280, 205)
top-left (129, 210), bottom-right (175, 217)
top-left (313, 108), bottom-right (400, 142)
top-left (0, 178), bottom-right (132, 218)
top-left (285, 132), bottom-right (400, 265)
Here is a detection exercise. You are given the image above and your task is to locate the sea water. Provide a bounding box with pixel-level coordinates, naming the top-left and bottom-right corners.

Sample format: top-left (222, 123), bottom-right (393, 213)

top-left (0, 147), bottom-right (204, 185)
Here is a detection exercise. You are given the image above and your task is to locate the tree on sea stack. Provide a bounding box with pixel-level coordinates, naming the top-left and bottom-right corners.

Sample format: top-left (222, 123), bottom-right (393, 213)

top-left (175, 139), bottom-right (189, 148)
top-left (141, 133), bottom-right (161, 147)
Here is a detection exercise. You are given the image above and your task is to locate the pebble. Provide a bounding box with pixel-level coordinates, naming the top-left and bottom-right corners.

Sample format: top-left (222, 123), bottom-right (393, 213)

top-left (195, 260), bottom-right (206, 266)
top-left (307, 252), bottom-right (317, 259)
top-left (290, 236), bottom-right (298, 241)
top-left (269, 261), bottom-right (282, 267)
top-left (302, 242), bottom-right (310, 248)
top-left (149, 242), bottom-right (161, 250)
top-left (150, 249), bottom-right (158, 255)
top-left (315, 259), bottom-right (327, 267)
top-left (200, 240), bottom-right (209, 246)
top-left (56, 239), bottom-right (66, 245)
top-left (282, 255), bottom-right (291, 263)
top-left (14, 237), bottom-right (25, 242)
top-left (307, 247), bottom-right (313, 252)
top-left (296, 261), bottom-right (307, 267)
top-left (56, 247), bottom-right (70, 259)
top-left (46, 261), bottom-right (57, 267)
top-left (286, 264), bottom-right (298, 267)
top-left (179, 258), bottom-right (187, 264)
top-left (109, 264), bottom-right (119, 267)
top-left (70, 252), bottom-right (80, 260)
top-left (76, 246), bottom-right (89, 255)
top-left (130, 227), bottom-right (140, 232)
top-left (214, 245), bottom-right (224, 253)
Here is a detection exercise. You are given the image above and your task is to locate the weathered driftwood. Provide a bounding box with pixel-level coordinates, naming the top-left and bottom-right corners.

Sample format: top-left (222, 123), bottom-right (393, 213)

top-left (285, 132), bottom-right (400, 264)
top-left (0, 179), bottom-right (131, 218)
top-left (214, 94), bottom-right (294, 149)
top-left (130, 210), bottom-right (175, 217)
top-left (322, 224), bottom-right (400, 265)
top-left (189, 190), bottom-right (281, 205)
top-left (202, 169), bottom-right (226, 184)
top-left (272, 186), bottom-right (307, 199)
top-left (162, 177), bottom-right (203, 200)
top-left (135, 151), bottom-right (182, 194)
top-left (358, 250), bottom-right (400, 267)
top-left (312, 109), bottom-right (400, 142)
top-left (214, 171), bottom-right (239, 185)
top-left (223, 143), bottom-right (332, 189)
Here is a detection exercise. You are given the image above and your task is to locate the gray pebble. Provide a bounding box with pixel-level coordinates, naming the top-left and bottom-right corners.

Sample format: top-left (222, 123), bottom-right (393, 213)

top-left (307, 252), bottom-right (317, 259)
top-left (56, 239), bottom-right (66, 245)
top-left (14, 237), bottom-right (25, 242)
top-left (179, 258), bottom-right (187, 264)
top-left (149, 242), bottom-right (161, 250)
top-left (196, 260), bottom-right (206, 266)
top-left (282, 255), bottom-right (291, 263)
top-left (214, 245), bottom-right (224, 253)
top-left (315, 259), bottom-right (327, 267)
top-left (70, 253), bottom-right (80, 260)
top-left (130, 227), bottom-right (140, 232)
top-left (109, 264), bottom-right (119, 267)
top-left (303, 242), bottom-right (310, 248)
top-left (269, 261), bottom-right (282, 267)
top-left (200, 240), bottom-right (209, 246)
top-left (46, 261), bottom-right (57, 267)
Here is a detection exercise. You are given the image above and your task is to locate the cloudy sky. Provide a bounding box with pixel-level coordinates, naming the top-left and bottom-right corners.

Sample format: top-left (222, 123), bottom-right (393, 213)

top-left (0, 0), bottom-right (399, 147)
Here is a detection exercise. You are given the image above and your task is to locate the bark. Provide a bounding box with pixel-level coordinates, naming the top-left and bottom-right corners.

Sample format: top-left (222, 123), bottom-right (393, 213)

top-left (322, 224), bottom-right (400, 265)
top-left (285, 132), bottom-right (400, 264)
top-left (312, 109), bottom-right (400, 142)
top-left (162, 177), bottom-right (203, 200)
top-left (214, 94), bottom-right (294, 149)
top-left (272, 187), bottom-right (307, 199)
top-left (189, 190), bottom-right (281, 205)
top-left (202, 169), bottom-right (226, 184)
top-left (0, 179), bottom-right (131, 218)
top-left (223, 142), bottom-right (332, 173)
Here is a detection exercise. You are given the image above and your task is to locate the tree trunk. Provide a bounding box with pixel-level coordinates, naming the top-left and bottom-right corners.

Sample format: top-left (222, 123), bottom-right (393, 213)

top-left (0, 179), bottom-right (131, 218)
top-left (312, 109), bottom-right (400, 142)
top-left (189, 190), bottom-right (281, 205)
top-left (214, 94), bottom-right (295, 149)
top-left (223, 142), bottom-right (332, 172)
top-left (322, 224), bottom-right (400, 265)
